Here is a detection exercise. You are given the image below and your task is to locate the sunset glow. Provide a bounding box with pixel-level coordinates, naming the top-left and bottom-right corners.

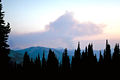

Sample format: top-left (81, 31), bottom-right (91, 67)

top-left (3, 0), bottom-right (120, 50)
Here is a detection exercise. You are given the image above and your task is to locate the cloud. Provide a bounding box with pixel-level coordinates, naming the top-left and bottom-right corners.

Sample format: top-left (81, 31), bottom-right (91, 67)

top-left (46, 12), bottom-right (105, 37)
top-left (9, 12), bottom-right (105, 49)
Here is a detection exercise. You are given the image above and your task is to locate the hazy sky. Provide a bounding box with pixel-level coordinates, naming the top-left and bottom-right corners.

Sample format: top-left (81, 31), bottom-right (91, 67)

top-left (2, 0), bottom-right (120, 50)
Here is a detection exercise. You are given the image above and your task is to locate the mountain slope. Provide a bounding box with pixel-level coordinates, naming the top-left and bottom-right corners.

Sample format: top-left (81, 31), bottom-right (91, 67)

top-left (9, 47), bottom-right (71, 64)
top-left (9, 46), bottom-right (113, 64)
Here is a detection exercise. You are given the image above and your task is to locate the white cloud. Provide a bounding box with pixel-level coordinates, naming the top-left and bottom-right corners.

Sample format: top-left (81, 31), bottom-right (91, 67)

top-left (9, 12), bottom-right (106, 49)
top-left (47, 12), bottom-right (105, 37)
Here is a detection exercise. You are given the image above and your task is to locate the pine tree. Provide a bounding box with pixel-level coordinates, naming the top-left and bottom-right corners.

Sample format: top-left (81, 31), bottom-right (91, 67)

top-left (112, 44), bottom-right (120, 64)
top-left (88, 44), bottom-right (94, 57)
top-left (0, 0), bottom-right (11, 72)
top-left (35, 54), bottom-right (41, 72)
top-left (23, 52), bottom-right (31, 72)
top-left (71, 42), bottom-right (81, 72)
top-left (104, 40), bottom-right (111, 64)
top-left (75, 42), bottom-right (81, 60)
top-left (87, 44), bottom-right (97, 64)
top-left (99, 51), bottom-right (103, 64)
top-left (47, 49), bottom-right (58, 72)
top-left (30, 58), bottom-right (35, 72)
top-left (83, 46), bottom-right (88, 64)
top-left (62, 48), bottom-right (70, 72)
top-left (42, 51), bottom-right (47, 72)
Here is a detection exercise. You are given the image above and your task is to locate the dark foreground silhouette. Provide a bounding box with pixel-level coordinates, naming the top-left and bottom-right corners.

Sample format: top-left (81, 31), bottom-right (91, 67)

top-left (8, 40), bottom-right (120, 72)
top-left (0, 0), bottom-right (120, 73)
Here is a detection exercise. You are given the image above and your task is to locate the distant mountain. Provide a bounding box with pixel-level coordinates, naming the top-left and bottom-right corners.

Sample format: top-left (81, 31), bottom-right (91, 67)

top-left (9, 46), bottom-right (114, 64)
top-left (9, 46), bottom-right (74, 64)
top-left (9, 50), bottom-right (23, 64)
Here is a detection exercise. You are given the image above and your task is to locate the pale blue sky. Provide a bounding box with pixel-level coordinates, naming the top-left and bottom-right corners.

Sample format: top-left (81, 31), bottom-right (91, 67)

top-left (2, 0), bottom-right (120, 50)
top-left (3, 0), bottom-right (120, 33)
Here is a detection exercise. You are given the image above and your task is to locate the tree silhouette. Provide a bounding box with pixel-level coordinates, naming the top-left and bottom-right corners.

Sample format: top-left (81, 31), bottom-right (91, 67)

top-left (23, 52), bottom-right (31, 72)
top-left (81, 46), bottom-right (88, 64)
top-left (99, 51), bottom-right (103, 64)
top-left (35, 54), bottom-right (41, 72)
top-left (0, 0), bottom-right (11, 72)
top-left (7, 41), bottom-right (120, 72)
top-left (112, 44), bottom-right (120, 64)
top-left (87, 44), bottom-right (97, 64)
top-left (47, 49), bottom-right (58, 72)
top-left (62, 48), bottom-right (70, 72)
top-left (72, 42), bottom-right (81, 72)
top-left (30, 58), bottom-right (35, 72)
top-left (103, 40), bottom-right (111, 64)
top-left (2, 0), bottom-right (120, 72)
top-left (42, 51), bottom-right (47, 72)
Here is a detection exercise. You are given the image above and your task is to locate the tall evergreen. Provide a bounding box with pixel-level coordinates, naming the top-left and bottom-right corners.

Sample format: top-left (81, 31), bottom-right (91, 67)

top-left (88, 44), bottom-right (94, 57)
top-left (47, 49), bottom-right (58, 72)
top-left (72, 42), bottom-right (81, 72)
top-left (82, 46), bottom-right (88, 64)
top-left (75, 42), bottom-right (81, 60)
top-left (99, 51), bottom-right (103, 64)
top-left (104, 40), bottom-right (111, 64)
top-left (30, 58), bottom-right (35, 72)
top-left (42, 51), bottom-right (47, 72)
top-left (87, 44), bottom-right (97, 64)
top-left (0, 0), bottom-right (11, 72)
top-left (112, 44), bottom-right (120, 64)
top-left (35, 54), bottom-right (41, 72)
top-left (23, 52), bottom-right (31, 72)
top-left (62, 48), bottom-right (70, 72)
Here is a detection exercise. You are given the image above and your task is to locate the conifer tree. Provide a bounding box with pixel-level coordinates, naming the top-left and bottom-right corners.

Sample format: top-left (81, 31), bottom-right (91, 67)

top-left (99, 51), bottom-right (103, 64)
top-left (83, 46), bottom-right (88, 64)
top-left (23, 52), bottom-right (31, 72)
top-left (62, 48), bottom-right (70, 72)
top-left (75, 42), bottom-right (81, 60)
top-left (0, 0), bottom-right (11, 72)
top-left (47, 49), bottom-right (58, 72)
top-left (42, 51), bottom-right (47, 72)
top-left (71, 42), bottom-right (81, 72)
top-left (104, 40), bottom-right (111, 64)
top-left (30, 58), bottom-right (35, 72)
top-left (112, 44), bottom-right (120, 64)
top-left (35, 54), bottom-right (41, 72)
top-left (87, 44), bottom-right (97, 64)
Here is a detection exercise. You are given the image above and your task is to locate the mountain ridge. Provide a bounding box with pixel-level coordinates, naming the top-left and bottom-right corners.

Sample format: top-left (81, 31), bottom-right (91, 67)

top-left (9, 46), bottom-right (114, 64)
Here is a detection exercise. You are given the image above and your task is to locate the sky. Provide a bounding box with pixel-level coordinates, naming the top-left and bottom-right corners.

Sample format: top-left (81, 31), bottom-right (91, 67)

top-left (2, 0), bottom-right (120, 50)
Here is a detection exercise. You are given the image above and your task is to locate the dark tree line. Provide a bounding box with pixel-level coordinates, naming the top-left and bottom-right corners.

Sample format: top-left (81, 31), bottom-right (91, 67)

top-left (0, 0), bottom-right (120, 72)
top-left (14, 40), bottom-right (119, 72)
